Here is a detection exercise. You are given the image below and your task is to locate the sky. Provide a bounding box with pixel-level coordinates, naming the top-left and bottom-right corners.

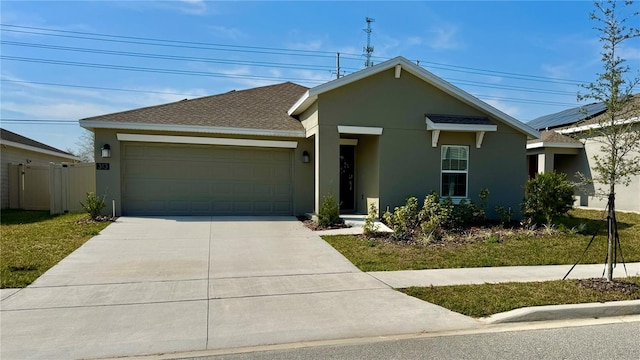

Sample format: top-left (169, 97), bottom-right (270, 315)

top-left (1, 0), bottom-right (639, 154)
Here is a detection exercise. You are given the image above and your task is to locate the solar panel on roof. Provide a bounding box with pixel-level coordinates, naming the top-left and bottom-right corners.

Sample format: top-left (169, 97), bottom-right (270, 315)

top-left (527, 102), bottom-right (607, 130)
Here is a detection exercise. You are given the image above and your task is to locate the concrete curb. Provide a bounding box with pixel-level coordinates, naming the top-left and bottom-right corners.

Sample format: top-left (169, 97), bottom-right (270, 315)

top-left (482, 299), bottom-right (640, 324)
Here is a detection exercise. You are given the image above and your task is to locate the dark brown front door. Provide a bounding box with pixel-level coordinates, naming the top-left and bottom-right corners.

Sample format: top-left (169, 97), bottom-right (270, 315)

top-left (340, 145), bottom-right (355, 212)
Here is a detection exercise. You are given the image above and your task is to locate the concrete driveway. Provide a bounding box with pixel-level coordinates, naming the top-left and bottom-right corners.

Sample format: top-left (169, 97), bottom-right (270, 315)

top-left (1, 217), bottom-right (479, 359)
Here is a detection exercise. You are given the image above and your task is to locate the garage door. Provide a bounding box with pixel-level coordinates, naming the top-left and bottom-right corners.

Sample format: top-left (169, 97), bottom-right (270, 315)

top-left (122, 143), bottom-right (293, 216)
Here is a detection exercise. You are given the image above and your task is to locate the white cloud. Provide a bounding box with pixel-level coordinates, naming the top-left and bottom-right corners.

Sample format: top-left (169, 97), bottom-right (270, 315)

top-left (2, 101), bottom-right (119, 120)
top-left (209, 25), bottom-right (245, 40)
top-left (426, 24), bottom-right (462, 51)
top-left (619, 45), bottom-right (640, 61)
top-left (172, 0), bottom-right (208, 15)
top-left (482, 98), bottom-right (521, 118)
top-left (289, 39), bottom-right (324, 51)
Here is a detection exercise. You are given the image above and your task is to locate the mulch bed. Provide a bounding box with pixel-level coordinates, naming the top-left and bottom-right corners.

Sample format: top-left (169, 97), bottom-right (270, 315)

top-left (577, 278), bottom-right (640, 294)
top-left (75, 215), bottom-right (118, 225)
top-left (298, 217), bottom-right (351, 231)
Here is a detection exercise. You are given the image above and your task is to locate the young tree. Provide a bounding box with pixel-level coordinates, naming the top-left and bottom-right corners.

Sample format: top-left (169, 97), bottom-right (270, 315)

top-left (577, 0), bottom-right (640, 281)
top-left (73, 129), bottom-right (95, 162)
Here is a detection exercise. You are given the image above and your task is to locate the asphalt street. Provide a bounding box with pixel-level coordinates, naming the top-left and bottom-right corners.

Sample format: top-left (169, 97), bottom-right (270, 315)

top-left (190, 319), bottom-right (640, 360)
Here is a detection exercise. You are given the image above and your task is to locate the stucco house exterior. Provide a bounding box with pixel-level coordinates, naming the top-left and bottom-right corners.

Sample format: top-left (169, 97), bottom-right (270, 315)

top-left (526, 95), bottom-right (640, 213)
top-left (81, 56), bottom-right (539, 217)
top-left (1, 128), bottom-right (80, 209)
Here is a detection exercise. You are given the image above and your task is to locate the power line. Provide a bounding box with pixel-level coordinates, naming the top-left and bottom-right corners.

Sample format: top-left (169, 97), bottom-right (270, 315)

top-left (0, 26), bottom-right (338, 60)
top-left (1, 79), bottom-right (204, 97)
top-left (1, 40), bottom-right (340, 72)
top-left (0, 23), bottom-right (591, 85)
top-left (1, 55), bottom-right (332, 84)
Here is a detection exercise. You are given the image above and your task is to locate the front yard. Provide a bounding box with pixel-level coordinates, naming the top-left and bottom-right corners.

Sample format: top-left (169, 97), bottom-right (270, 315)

top-left (324, 209), bottom-right (640, 272)
top-left (1, 210), bottom-right (111, 288)
top-left (323, 208), bottom-right (640, 317)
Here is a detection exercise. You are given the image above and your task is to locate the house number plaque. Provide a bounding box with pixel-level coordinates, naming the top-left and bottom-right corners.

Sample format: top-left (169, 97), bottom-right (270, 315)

top-left (96, 163), bottom-right (110, 170)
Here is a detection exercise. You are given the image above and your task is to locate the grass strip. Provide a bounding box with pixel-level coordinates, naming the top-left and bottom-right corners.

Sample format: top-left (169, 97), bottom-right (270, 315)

top-left (1, 210), bottom-right (111, 288)
top-left (399, 277), bottom-right (640, 318)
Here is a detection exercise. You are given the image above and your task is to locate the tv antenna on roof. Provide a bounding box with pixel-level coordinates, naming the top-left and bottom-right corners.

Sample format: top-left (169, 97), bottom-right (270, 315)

top-left (363, 17), bottom-right (375, 68)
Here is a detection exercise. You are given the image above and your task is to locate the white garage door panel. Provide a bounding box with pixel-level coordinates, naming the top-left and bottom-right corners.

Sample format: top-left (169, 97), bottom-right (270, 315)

top-left (122, 143), bottom-right (293, 216)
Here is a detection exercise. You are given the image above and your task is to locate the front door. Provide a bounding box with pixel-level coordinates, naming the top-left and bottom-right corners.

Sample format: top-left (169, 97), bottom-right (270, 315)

top-left (339, 145), bottom-right (355, 212)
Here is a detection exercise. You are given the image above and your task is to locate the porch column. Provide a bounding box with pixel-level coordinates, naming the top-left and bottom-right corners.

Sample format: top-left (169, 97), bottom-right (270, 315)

top-left (314, 124), bottom-right (340, 214)
top-left (537, 151), bottom-right (554, 174)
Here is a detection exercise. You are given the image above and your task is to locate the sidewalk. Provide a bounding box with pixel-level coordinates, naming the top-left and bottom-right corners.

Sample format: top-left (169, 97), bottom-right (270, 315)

top-left (368, 262), bottom-right (640, 288)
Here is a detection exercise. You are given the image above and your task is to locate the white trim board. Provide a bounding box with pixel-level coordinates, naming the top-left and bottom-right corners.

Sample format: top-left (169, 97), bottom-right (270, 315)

top-left (0, 140), bottom-right (80, 161)
top-left (337, 126), bottom-right (383, 135)
top-left (556, 117), bottom-right (640, 135)
top-left (116, 133), bottom-right (298, 149)
top-left (82, 120), bottom-right (306, 138)
top-left (526, 141), bottom-right (584, 150)
top-left (425, 118), bottom-right (498, 132)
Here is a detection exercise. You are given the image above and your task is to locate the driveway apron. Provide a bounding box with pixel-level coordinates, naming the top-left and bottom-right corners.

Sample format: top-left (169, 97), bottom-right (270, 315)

top-left (0, 217), bottom-right (479, 359)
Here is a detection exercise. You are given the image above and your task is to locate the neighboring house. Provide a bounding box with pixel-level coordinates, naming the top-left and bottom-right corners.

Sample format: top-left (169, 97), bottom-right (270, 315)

top-left (1, 128), bottom-right (80, 209)
top-left (80, 56), bottom-right (539, 217)
top-left (526, 95), bottom-right (640, 213)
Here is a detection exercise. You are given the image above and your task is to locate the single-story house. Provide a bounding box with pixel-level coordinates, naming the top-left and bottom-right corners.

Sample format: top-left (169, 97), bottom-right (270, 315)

top-left (526, 95), bottom-right (640, 213)
top-left (1, 128), bottom-right (80, 209)
top-left (81, 56), bottom-right (539, 218)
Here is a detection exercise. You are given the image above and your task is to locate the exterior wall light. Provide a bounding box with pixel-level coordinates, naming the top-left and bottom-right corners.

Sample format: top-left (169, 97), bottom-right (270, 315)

top-left (101, 144), bottom-right (111, 158)
top-left (302, 151), bottom-right (310, 163)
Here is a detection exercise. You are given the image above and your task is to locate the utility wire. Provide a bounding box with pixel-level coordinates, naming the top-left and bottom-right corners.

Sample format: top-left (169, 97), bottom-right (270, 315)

top-left (1, 40), bottom-right (341, 72)
top-left (1, 23), bottom-right (591, 85)
top-left (1, 79), bottom-right (205, 97)
top-left (0, 55), bottom-right (332, 83)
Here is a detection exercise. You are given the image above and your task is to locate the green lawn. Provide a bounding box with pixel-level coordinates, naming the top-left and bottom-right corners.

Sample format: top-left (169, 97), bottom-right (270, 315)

top-left (324, 209), bottom-right (640, 272)
top-left (400, 276), bottom-right (640, 318)
top-left (1, 210), bottom-right (111, 288)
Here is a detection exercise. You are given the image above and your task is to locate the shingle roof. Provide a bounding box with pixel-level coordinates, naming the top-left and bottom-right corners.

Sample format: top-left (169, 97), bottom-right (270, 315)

top-left (427, 114), bottom-right (494, 125)
top-left (0, 128), bottom-right (74, 156)
top-left (81, 82), bottom-right (309, 132)
top-left (527, 130), bottom-right (582, 145)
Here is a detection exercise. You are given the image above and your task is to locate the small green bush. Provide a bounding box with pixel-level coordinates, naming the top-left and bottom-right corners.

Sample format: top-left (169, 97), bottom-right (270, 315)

top-left (80, 192), bottom-right (105, 219)
top-left (317, 193), bottom-right (341, 227)
top-left (495, 206), bottom-right (514, 226)
top-left (383, 196), bottom-right (420, 240)
top-left (362, 202), bottom-right (380, 235)
top-left (521, 172), bottom-right (574, 226)
top-left (385, 190), bottom-right (492, 241)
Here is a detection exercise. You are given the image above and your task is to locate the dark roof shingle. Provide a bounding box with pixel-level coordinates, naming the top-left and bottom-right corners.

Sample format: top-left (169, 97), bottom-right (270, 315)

top-left (1, 128), bottom-right (74, 156)
top-left (527, 130), bottom-right (582, 145)
top-left (427, 114), bottom-right (494, 125)
top-left (81, 82), bottom-right (309, 133)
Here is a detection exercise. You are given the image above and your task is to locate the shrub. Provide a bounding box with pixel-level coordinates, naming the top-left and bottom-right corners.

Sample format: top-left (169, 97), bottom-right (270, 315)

top-left (495, 206), bottom-right (514, 226)
top-left (383, 196), bottom-right (420, 240)
top-left (317, 193), bottom-right (341, 227)
top-left (81, 192), bottom-right (105, 219)
top-left (521, 172), bottom-right (574, 226)
top-left (362, 202), bottom-right (380, 235)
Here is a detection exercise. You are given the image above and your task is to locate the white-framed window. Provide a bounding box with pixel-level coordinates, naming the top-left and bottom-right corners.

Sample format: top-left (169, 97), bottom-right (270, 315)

top-left (441, 145), bottom-right (469, 198)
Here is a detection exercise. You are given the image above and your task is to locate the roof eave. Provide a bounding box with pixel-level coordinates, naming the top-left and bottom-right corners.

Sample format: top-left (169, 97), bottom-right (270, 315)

top-left (80, 120), bottom-right (306, 138)
top-left (0, 139), bottom-right (81, 161)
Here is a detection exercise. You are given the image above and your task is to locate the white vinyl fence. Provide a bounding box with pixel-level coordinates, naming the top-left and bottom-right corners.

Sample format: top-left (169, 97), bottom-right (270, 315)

top-left (8, 162), bottom-right (95, 214)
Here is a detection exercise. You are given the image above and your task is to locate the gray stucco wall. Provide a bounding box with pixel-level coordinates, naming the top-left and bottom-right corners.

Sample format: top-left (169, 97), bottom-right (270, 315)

top-left (92, 128), bottom-right (314, 216)
top-left (315, 67), bottom-right (528, 218)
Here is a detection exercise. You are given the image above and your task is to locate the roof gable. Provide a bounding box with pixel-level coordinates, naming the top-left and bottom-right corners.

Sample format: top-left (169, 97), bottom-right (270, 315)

top-left (81, 82), bottom-right (308, 136)
top-left (0, 128), bottom-right (78, 159)
top-left (289, 56), bottom-right (539, 139)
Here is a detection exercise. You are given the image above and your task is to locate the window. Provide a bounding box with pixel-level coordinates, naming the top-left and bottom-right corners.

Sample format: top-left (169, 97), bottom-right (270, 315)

top-left (441, 145), bottom-right (468, 198)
